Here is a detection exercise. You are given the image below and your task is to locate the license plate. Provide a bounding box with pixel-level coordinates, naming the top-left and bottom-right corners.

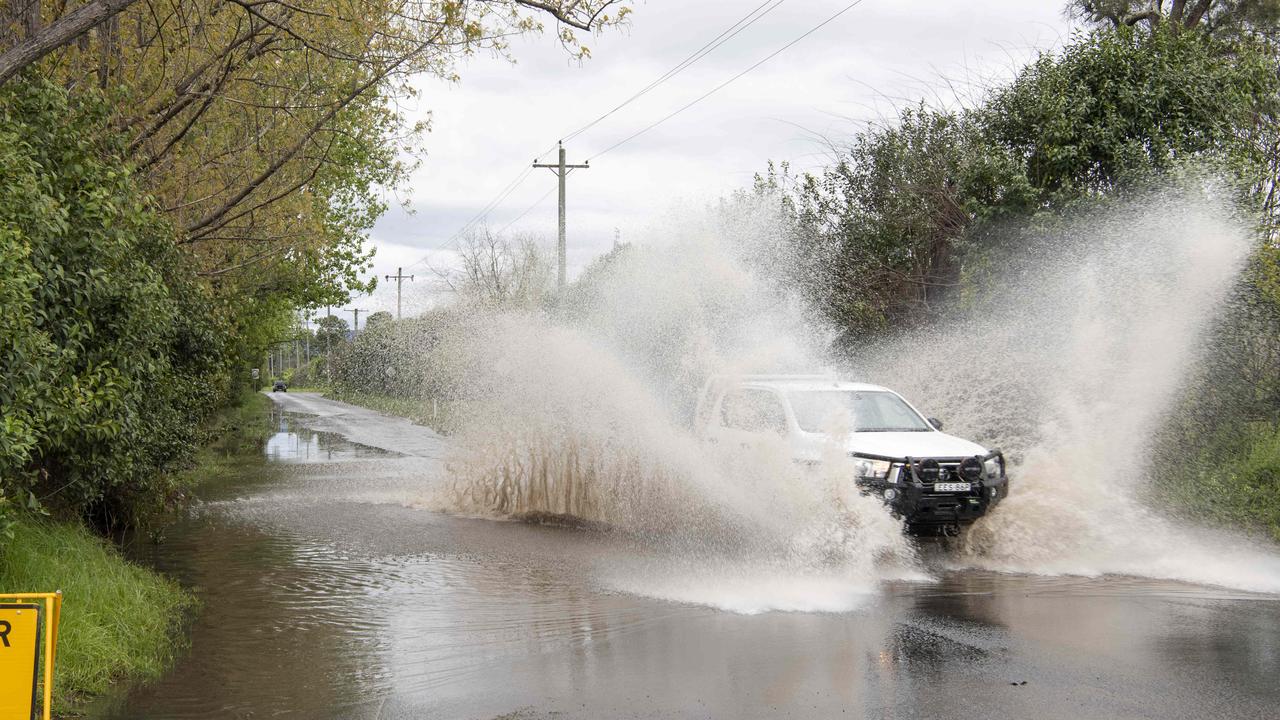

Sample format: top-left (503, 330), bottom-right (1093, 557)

top-left (934, 482), bottom-right (971, 492)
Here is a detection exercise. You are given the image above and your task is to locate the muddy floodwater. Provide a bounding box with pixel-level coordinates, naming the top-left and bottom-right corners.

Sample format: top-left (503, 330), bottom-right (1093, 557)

top-left (99, 393), bottom-right (1280, 720)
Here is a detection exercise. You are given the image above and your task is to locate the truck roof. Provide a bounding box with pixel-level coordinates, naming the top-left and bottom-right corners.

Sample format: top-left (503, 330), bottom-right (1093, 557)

top-left (710, 374), bottom-right (890, 394)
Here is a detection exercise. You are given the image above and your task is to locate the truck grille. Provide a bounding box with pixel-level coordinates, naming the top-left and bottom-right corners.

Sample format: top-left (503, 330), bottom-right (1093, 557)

top-left (913, 462), bottom-right (976, 493)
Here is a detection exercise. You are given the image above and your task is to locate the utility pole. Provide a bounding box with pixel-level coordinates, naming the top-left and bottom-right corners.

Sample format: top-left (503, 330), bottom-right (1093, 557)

top-left (346, 308), bottom-right (366, 335)
top-left (384, 267), bottom-right (414, 320)
top-left (325, 305), bottom-right (332, 383)
top-left (533, 141), bottom-right (589, 288)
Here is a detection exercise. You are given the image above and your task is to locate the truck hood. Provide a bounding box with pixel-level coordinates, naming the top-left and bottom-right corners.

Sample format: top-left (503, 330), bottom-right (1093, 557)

top-left (844, 431), bottom-right (988, 459)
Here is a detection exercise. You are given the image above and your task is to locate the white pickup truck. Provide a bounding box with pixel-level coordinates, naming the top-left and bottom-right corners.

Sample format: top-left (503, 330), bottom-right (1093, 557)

top-left (695, 375), bottom-right (1008, 534)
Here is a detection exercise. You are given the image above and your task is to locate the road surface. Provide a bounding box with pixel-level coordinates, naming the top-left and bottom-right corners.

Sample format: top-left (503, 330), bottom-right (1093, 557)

top-left (105, 392), bottom-right (1280, 719)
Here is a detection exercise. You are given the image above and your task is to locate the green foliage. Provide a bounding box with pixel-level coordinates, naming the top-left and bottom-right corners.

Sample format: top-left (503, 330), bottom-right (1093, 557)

top-left (365, 311), bottom-right (394, 331)
top-left (765, 27), bottom-right (1280, 334)
top-left (331, 310), bottom-right (459, 401)
top-left (753, 108), bottom-right (1034, 330)
top-left (314, 315), bottom-right (351, 354)
top-left (0, 75), bottom-right (235, 531)
top-left (1068, 0), bottom-right (1280, 42)
top-left (0, 518), bottom-right (196, 707)
top-left (181, 391), bottom-right (278, 484)
top-left (286, 356), bottom-right (327, 389)
top-left (981, 26), bottom-right (1277, 204)
top-left (1162, 420), bottom-right (1280, 540)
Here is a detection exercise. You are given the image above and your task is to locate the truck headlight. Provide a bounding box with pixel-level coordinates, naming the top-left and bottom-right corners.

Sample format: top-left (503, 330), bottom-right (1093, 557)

top-left (854, 458), bottom-right (892, 480)
top-left (983, 458), bottom-right (1001, 478)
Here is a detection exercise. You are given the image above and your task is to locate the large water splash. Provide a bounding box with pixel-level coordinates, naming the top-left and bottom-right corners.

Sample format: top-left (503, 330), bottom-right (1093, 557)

top-left (860, 191), bottom-right (1280, 593)
top-left (427, 186), bottom-right (1280, 608)
top-left (432, 204), bottom-right (920, 611)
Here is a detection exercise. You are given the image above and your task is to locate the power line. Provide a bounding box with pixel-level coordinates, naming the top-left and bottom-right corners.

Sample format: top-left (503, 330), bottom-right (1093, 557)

top-left (404, 143), bottom-right (559, 269)
top-left (406, 167), bottom-right (532, 259)
top-left (408, 0), bottom-right (798, 271)
top-left (403, 0), bottom-right (804, 270)
top-left (384, 267), bottom-right (415, 319)
top-left (588, 0), bottom-right (870, 162)
top-left (399, 0), bottom-right (871, 293)
top-left (560, 0), bottom-right (789, 144)
top-left (497, 186), bottom-right (556, 235)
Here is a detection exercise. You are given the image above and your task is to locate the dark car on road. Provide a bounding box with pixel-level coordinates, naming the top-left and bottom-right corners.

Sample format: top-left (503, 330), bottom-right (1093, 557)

top-left (272, 380), bottom-right (287, 392)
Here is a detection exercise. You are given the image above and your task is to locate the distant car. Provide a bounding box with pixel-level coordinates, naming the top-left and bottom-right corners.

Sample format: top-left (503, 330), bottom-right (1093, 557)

top-left (695, 374), bottom-right (1008, 536)
top-left (272, 380), bottom-right (287, 392)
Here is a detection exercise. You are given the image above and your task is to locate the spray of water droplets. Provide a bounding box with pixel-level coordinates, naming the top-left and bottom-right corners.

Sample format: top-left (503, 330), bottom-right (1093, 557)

top-left (422, 188), bottom-right (1280, 609)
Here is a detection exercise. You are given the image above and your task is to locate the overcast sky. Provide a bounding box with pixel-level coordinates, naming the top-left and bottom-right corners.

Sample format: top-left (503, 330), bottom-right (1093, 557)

top-left (351, 0), bottom-right (1077, 320)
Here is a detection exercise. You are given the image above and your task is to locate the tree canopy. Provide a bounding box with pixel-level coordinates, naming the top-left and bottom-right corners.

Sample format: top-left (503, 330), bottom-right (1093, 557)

top-left (0, 0), bottom-right (631, 532)
top-left (759, 26), bottom-right (1280, 333)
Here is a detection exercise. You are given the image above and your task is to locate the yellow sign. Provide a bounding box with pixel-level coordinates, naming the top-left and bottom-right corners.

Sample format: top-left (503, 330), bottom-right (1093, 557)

top-left (0, 604), bottom-right (39, 720)
top-left (0, 593), bottom-right (61, 720)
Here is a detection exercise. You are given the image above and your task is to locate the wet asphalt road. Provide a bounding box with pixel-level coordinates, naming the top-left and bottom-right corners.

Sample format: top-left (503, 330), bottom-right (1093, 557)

top-left (104, 392), bottom-right (1280, 720)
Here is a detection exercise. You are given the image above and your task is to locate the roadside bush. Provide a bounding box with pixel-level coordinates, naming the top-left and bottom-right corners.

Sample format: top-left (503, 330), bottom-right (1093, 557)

top-left (0, 75), bottom-right (234, 532)
top-left (286, 356), bottom-right (327, 388)
top-left (1162, 421), bottom-right (1280, 540)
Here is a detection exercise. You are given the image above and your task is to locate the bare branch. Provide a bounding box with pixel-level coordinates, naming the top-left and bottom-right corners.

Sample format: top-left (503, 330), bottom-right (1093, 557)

top-left (0, 0), bottom-right (138, 86)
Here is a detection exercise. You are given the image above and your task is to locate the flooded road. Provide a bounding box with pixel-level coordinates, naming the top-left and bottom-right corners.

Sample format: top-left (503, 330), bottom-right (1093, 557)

top-left (104, 393), bottom-right (1280, 719)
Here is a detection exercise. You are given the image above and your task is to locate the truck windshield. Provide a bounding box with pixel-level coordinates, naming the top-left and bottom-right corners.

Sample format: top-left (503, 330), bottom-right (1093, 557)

top-left (787, 390), bottom-right (932, 433)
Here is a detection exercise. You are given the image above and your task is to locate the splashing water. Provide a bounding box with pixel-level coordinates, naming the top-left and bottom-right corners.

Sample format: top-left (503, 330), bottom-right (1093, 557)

top-left (431, 205), bottom-right (920, 611)
top-left (428, 188), bottom-right (1280, 609)
top-left (861, 192), bottom-right (1280, 593)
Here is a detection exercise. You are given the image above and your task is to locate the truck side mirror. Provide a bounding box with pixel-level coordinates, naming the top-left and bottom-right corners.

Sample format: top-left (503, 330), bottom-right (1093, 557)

top-left (928, 417), bottom-right (943, 430)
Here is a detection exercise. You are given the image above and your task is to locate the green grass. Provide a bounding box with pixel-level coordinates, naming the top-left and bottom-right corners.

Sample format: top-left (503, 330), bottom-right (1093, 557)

top-left (1162, 421), bottom-right (1280, 541)
top-left (199, 391), bottom-right (275, 457)
top-left (0, 519), bottom-right (196, 710)
top-left (326, 388), bottom-right (459, 434)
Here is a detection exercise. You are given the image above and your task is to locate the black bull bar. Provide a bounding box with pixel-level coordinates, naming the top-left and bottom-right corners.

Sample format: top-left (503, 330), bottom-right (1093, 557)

top-left (850, 449), bottom-right (1008, 528)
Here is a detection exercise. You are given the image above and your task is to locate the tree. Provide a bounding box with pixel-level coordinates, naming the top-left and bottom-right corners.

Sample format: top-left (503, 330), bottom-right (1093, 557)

top-left (0, 0), bottom-right (135, 85)
top-left (0, 1), bottom-right (636, 536)
top-left (753, 108), bottom-right (1032, 332)
top-left (757, 26), bottom-right (1280, 342)
top-left (0, 0), bottom-right (632, 381)
top-left (365, 311), bottom-right (393, 330)
top-left (441, 228), bottom-right (555, 307)
top-left (313, 315), bottom-right (350, 351)
top-left (0, 1), bottom-right (630, 85)
top-left (1069, 1), bottom-right (1280, 38)
top-left (980, 26), bottom-right (1278, 204)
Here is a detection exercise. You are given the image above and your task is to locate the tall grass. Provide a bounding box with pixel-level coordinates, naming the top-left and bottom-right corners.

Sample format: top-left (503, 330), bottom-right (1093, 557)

top-left (0, 519), bottom-right (195, 707)
top-left (1164, 421), bottom-right (1280, 541)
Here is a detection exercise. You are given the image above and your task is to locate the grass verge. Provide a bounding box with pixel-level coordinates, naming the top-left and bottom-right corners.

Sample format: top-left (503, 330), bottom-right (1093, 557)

top-left (326, 388), bottom-right (459, 434)
top-left (1161, 421), bottom-right (1280, 541)
top-left (0, 518), bottom-right (196, 710)
top-left (188, 390), bottom-right (277, 477)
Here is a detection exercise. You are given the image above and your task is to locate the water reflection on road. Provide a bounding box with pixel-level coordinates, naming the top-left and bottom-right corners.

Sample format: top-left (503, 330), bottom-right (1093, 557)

top-left (101, 401), bottom-right (1280, 719)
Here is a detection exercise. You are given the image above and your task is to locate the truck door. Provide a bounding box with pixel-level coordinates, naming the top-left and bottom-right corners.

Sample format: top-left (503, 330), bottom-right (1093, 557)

top-left (714, 388), bottom-right (788, 448)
